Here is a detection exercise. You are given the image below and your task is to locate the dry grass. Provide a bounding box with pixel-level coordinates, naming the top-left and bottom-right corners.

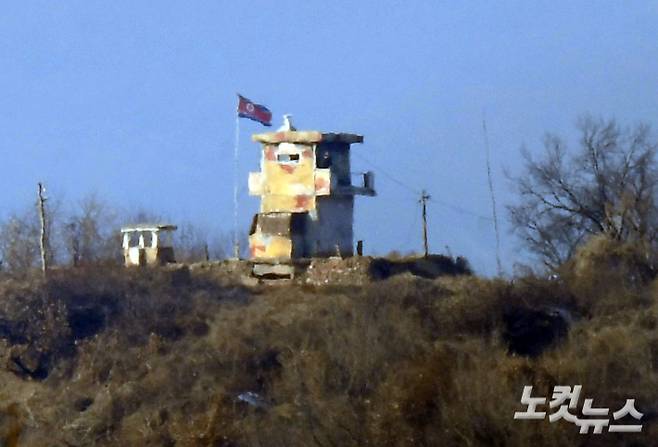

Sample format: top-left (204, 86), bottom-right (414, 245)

top-left (0, 243), bottom-right (656, 446)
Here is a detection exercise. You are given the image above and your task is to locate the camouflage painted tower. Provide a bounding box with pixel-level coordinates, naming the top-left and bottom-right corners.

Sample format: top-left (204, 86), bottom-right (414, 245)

top-left (248, 116), bottom-right (375, 271)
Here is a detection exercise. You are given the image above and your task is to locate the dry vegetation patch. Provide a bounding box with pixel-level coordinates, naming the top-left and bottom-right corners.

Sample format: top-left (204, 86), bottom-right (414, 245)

top-left (0, 249), bottom-right (656, 446)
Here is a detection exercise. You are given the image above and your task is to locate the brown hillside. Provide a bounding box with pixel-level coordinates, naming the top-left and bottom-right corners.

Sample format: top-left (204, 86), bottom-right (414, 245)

top-left (0, 252), bottom-right (656, 446)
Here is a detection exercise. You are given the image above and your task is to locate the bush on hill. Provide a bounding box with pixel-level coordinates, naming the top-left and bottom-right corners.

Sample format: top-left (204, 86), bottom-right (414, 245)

top-left (0, 243), bottom-right (656, 446)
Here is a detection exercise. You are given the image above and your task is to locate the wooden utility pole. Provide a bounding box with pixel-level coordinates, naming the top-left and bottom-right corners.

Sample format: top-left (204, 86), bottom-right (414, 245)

top-left (420, 190), bottom-right (431, 258)
top-left (37, 182), bottom-right (48, 277)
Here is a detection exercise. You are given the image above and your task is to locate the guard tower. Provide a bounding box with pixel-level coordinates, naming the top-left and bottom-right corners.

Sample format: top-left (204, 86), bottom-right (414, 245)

top-left (121, 223), bottom-right (177, 267)
top-left (248, 117), bottom-right (375, 269)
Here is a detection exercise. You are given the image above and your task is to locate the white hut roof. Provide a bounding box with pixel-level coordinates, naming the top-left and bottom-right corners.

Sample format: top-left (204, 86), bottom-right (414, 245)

top-left (120, 223), bottom-right (178, 233)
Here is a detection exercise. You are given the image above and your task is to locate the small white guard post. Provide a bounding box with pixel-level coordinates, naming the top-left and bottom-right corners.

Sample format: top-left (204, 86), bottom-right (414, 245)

top-left (120, 223), bottom-right (177, 267)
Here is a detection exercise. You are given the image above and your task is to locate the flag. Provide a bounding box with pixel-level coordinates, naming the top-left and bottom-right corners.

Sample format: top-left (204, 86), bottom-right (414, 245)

top-left (237, 94), bottom-right (272, 126)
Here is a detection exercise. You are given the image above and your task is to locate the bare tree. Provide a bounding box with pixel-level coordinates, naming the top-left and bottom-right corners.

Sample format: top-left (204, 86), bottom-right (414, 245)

top-left (509, 116), bottom-right (658, 269)
top-left (0, 199), bottom-right (59, 273)
top-left (0, 193), bottom-right (238, 270)
top-left (0, 212), bottom-right (40, 273)
top-left (124, 211), bottom-right (226, 263)
top-left (208, 232), bottom-right (233, 260)
top-left (64, 194), bottom-right (120, 266)
top-left (175, 222), bottom-right (212, 263)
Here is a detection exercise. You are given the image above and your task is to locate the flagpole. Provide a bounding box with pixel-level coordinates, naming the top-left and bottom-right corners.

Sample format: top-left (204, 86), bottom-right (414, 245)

top-left (233, 114), bottom-right (240, 259)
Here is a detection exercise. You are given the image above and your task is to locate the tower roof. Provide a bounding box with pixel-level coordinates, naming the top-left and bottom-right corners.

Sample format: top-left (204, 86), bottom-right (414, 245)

top-left (252, 131), bottom-right (363, 145)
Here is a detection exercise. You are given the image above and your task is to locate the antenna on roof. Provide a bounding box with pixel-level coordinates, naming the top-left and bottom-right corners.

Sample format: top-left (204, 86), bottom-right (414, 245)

top-left (482, 111), bottom-right (503, 276)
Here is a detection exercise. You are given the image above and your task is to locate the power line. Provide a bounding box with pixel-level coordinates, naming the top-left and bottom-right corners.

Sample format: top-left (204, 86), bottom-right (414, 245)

top-left (352, 152), bottom-right (420, 196)
top-left (401, 201), bottom-right (420, 247)
top-left (428, 197), bottom-right (493, 221)
top-left (353, 151), bottom-right (494, 222)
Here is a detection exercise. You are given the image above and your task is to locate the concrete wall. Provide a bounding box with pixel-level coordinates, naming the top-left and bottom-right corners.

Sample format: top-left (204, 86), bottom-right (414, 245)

top-left (256, 142), bottom-right (318, 213)
top-left (303, 196), bottom-right (354, 257)
top-left (315, 142), bottom-right (351, 187)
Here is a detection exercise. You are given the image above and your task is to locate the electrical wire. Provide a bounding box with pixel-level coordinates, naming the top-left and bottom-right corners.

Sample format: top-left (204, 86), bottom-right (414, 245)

top-left (353, 151), bottom-right (493, 221)
top-left (352, 152), bottom-right (420, 197)
top-left (401, 201), bottom-right (420, 249)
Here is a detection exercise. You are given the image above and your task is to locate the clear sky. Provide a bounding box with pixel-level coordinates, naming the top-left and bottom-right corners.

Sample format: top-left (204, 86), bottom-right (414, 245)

top-left (2, 1), bottom-right (657, 274)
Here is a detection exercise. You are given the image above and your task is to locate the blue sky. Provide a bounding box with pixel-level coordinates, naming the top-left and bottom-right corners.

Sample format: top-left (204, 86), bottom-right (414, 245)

top-left (1, 1), bottom-right (657, 274)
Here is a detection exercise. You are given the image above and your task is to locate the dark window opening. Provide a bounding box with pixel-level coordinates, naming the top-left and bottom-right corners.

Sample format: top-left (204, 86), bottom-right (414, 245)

top-left (316, 151), bottom-right (332, 169)
top-left (291, 214), bottom-right (306, 234)
top-left (278, 153), bottom-right (300, 163)
top-left (249, 214), bottom-right (258, 235)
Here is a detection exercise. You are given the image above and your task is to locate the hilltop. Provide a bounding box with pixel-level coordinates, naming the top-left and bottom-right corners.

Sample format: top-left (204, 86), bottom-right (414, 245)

top-left (0, 245), bottom-right (656, 446)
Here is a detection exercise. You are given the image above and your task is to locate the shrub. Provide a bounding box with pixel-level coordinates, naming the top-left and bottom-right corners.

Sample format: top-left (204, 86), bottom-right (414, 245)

top-left (0, 259), bottom-right (656, 445)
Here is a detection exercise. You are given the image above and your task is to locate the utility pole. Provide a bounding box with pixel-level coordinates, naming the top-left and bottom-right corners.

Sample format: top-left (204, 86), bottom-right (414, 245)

top-left (420, 190), bottom-right (431, 258)
top-left (37, 182), bottom-right (48, 277)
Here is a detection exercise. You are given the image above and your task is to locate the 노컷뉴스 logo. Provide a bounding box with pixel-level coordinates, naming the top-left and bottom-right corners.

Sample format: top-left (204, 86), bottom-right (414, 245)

top-left (514, 385), bottom-right (643, 434)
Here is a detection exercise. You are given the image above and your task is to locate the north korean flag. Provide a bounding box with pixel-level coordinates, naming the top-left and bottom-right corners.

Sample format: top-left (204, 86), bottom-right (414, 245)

top-left (237, 94), bottom-right (272, 126)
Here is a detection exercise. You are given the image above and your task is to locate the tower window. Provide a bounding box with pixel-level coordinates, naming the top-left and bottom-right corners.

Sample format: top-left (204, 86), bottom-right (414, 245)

top-left (316, 151), bottom-right (332, 168)
top-left (278, 153), bottom-right (300, 163)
